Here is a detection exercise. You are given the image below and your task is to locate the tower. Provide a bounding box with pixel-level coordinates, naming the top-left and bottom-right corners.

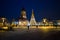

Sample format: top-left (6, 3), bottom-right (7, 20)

top-left (20, 8), bottom-right (27, 19)
top-left (30, 9), bottom-right (36, 25)
top-left (18, 8), bottom-right (28, 26)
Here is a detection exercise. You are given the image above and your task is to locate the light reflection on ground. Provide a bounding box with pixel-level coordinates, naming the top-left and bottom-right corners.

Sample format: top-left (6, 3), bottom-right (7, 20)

top-left (0, 26), bottom-right (60, 40)
top-left (0, 26), bottom-right (60, 32)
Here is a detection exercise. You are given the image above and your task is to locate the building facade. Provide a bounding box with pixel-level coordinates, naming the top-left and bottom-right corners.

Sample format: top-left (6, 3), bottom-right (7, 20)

top-left (18, 8), bottom-right (28, 27)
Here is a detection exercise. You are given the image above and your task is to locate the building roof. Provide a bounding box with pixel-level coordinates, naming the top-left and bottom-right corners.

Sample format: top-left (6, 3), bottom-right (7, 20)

top-left (21, 8), bottom-right (26, 11)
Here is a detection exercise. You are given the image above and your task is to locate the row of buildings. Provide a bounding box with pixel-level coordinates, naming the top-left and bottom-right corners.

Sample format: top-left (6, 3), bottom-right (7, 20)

top-left (0, 8), bottom-right (60, 28)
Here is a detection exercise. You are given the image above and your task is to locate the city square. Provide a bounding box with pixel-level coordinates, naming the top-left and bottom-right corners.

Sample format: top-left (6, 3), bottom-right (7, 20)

top-left (0, 0), bottom-right (60, 40)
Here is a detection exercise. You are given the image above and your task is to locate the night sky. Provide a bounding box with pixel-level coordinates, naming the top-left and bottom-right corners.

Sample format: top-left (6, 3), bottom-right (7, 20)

top-left (0, 0), bottom-right (60, 22)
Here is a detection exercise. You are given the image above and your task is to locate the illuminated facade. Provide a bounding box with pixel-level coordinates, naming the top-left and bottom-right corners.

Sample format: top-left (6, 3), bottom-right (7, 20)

top-left (56, 20), bottom-right (60, 25)
top-left (18, 8), bottom-right (28, 26)
top-left (30, 9), bottom-right (37, 25)
top-left (11, 19), bottom-right (18, 27)
top-left (49, 21), bottom-right (53, 26)
top-left (42, 18), bottom-right (53, 26)
top-left (42, 18), bottom-right (49, 26)
top-left (0, 17), bottom-right (8, 26)
top-left (1, 8), bottom-right (60, 29)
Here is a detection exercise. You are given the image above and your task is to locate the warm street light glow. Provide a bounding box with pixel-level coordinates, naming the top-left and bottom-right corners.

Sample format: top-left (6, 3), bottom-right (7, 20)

top-left (19, 22), bottom-right (21, 25)
top-left (2, 27), bottom-right (8, 29)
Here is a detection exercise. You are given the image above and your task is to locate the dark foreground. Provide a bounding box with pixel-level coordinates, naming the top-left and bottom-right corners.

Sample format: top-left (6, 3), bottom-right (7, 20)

top-left (0, 28), bottom-right (60, 40)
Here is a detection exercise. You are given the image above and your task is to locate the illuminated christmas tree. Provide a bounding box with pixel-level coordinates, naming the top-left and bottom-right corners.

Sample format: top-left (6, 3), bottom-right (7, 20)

top-left (30, 9), bottom-right (36, 25)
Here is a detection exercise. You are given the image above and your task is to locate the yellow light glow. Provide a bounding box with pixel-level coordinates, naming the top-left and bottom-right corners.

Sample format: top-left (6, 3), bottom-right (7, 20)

top-left (2, 27), bottom-right (8, 29)
top-left (23, 22), bottom-right (26, 24)
top-left (19, 22), bottom-right (21, 24)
